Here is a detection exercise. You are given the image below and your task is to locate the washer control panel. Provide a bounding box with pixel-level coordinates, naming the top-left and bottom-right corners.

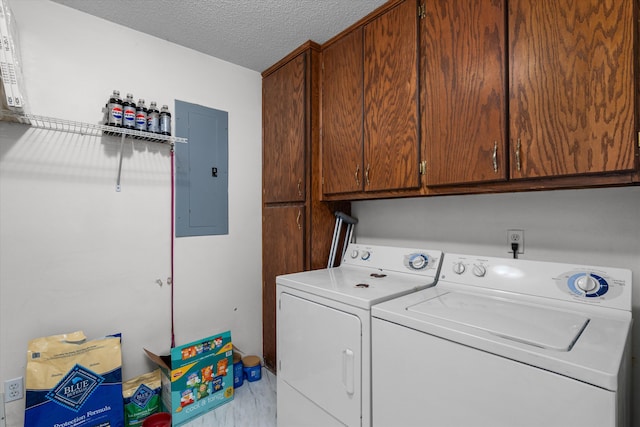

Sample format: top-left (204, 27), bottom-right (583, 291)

top-left (451, 261), bottom-right (487, 277)
top-left (343, 244), bottom-right (442, 276)
top-left (440, 253), bottom-right (632, 311)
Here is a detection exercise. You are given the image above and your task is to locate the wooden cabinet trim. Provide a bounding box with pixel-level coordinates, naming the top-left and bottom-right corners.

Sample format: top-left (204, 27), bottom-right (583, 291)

top-left (322, 0), bottom-right (407, 50)
top-left (262, 40), bottom-right (320, 77)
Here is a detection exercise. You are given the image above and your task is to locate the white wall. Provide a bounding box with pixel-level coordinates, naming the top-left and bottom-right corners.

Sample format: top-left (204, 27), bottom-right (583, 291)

top-left (353, 186), bottom-right (640, 424)
top-left (0, 2), bottom-right (262, 426)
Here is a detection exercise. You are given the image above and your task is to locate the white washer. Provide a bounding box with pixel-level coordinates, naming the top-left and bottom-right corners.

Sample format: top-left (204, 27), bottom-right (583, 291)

top-left (372, 253), bottom-right (633, 427)
top-left (276, 244), bottom-right (443, 427)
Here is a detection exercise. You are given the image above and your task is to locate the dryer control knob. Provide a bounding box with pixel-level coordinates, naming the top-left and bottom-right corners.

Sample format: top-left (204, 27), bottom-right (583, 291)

top-left (576, 274), bottom-right (598, 293)
top-left (361, 251), bottom-right (371, 261)
top-left (472, 264), bottom-right (486, 277)
top-left (350, 250), bottom-right (359, 259)
top-left (453, 262), bottom-right (465, 275)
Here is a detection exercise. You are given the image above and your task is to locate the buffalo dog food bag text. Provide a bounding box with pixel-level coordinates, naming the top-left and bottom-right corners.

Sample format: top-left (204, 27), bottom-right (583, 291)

top-left (123, 369), bottom-right (161, 426)
top-left (25, 331), bottom-right (124, 427)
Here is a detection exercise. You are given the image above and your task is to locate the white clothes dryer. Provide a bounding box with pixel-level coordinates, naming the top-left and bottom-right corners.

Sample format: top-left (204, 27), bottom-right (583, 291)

top-left (276, 244), bottom-right (443, 427)
top-left (372, 253), bottom-right (633, 427)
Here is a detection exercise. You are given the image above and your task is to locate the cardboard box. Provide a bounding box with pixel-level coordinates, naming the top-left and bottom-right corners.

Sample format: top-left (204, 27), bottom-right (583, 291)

top-left (144, 332), bottom-right (234, 426)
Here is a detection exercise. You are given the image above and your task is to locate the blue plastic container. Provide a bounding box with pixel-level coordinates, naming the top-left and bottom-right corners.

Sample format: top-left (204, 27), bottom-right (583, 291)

top-left (233, 352), bottom-right (244, 388)
top-left (242, 356), bottom-right (262, 382)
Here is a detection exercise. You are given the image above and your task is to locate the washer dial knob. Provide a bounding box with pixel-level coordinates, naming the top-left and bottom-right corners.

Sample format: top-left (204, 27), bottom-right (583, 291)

top-left (472, 264), bottom-right (487, 277)
top-left (350, 250), bottom-right (359, 259)
top-left (564, 272), bottom-right (610, 298)
top-left (576, 274), bottom-right (598, 292)
top-left (408, 254), bottom-right (429, 270)
top-left (361, 251), bottom-right (371, 261)
top-left (453, 262), bottom-right (465, 275)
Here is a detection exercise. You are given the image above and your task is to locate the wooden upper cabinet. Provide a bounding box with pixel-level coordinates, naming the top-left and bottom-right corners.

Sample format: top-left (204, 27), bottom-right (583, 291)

top-left (321, 28), bottom-right (364, 195)
top-left (263, 53), bottom-right (307, 203)
top-left (364, 0), bottom-right (420, 192)
top-left (422, 0), bottom-right (507, 186)
top-left (509, 0), bottom-right (636, 179)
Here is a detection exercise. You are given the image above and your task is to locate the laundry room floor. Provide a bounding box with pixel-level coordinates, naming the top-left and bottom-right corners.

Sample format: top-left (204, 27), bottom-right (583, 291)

top-left (183, 369), bottom-right (277, 427)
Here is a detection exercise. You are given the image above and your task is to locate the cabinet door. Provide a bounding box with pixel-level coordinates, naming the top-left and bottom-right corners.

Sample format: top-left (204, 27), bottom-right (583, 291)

top-left (263, 54), bottom-right (307, 203)
top-left (262, 205), bottom-right (305, 370)
top-left (509, 0), bottom-right (635, 179)
top-left (321, 28), bottom-right (364, 195)
top-left (422, 0), bottom-right (507, 186)
top-left (364, 0), bottom-right (420, 192)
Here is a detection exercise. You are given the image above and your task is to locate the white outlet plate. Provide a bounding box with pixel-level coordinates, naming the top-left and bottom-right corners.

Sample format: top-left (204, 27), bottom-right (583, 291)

top-left (4, 377), bottom-right (23, 402)
top-left (0, 394), bottom-right (5, 427)
top-left (507, 229), bottom-right (524, 254)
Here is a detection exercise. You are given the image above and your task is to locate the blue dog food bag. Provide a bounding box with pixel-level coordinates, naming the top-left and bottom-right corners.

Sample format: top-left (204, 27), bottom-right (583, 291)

top-left (25, 331), bottom-right (124, 427)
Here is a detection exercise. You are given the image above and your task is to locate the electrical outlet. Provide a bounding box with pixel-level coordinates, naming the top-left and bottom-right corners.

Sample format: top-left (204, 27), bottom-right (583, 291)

top-left (1, 394), bottom-right (5, 427)
top-left (4, 377), bottom-right (23, 402)
top-left (507, 229), bottom-right (524, 254)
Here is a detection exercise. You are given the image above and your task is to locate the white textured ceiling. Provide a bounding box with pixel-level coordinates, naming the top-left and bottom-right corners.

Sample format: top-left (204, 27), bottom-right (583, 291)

top-left (51, 0), bottom-right (388, 73)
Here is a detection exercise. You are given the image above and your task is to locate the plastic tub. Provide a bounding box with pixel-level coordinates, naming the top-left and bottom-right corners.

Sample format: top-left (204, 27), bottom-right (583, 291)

top-left (242, 355), bottom-right (262, 382)
top-left (142, 412), bottom-right (171, 427)
top-left (233, 352), bottom-right (244, 388)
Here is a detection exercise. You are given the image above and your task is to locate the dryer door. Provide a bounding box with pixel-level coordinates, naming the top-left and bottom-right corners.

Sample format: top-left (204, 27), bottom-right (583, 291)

top-left (278, 292), bottom-right (362, 426)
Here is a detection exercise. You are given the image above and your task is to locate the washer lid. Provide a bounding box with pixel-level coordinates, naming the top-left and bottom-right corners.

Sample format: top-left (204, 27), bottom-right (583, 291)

top-left (407, 292), bottom-right (589, 351)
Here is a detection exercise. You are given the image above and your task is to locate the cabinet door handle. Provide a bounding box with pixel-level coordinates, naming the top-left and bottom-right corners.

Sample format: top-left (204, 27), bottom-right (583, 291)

top-left (355, 165), bottom-right (360, 186)
top-left (365, 164), bottom-right (370, 186)
top-left (296, 210), bottom-right (302, 230)
top-left (492, 141), bottom-right (498, 173)
top-left (515, 139), bottom-right (521, 172)
top-left (297, 178), bottom-right (303, 197)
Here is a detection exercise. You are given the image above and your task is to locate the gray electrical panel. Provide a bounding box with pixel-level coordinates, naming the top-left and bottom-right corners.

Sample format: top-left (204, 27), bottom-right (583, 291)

top-left (175, 100), bottom-right (229, 237)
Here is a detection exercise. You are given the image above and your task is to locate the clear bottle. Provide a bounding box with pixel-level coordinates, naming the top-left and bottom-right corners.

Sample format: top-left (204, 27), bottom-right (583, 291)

top-left (135, 99), bottom-right (148, 132)
top-left (106, 90), bottom-right (123, 127)
top-left (122, 93), bottom-right (136, 130)
top-left (160, 104), bottom-right (172, 136)
top-left (147, 101), bottom-right (160, 134)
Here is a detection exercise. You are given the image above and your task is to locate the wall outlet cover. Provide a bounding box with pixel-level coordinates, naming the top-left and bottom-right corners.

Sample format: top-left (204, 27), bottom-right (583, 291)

top-left (3, 378), bottom-right (23, 403)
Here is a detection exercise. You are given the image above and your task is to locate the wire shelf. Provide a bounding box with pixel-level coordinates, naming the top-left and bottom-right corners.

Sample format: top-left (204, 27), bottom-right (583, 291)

top-left (1, 112), bottom-right (187, 144)
top-left (1, 110), bottom-right (188, 191)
